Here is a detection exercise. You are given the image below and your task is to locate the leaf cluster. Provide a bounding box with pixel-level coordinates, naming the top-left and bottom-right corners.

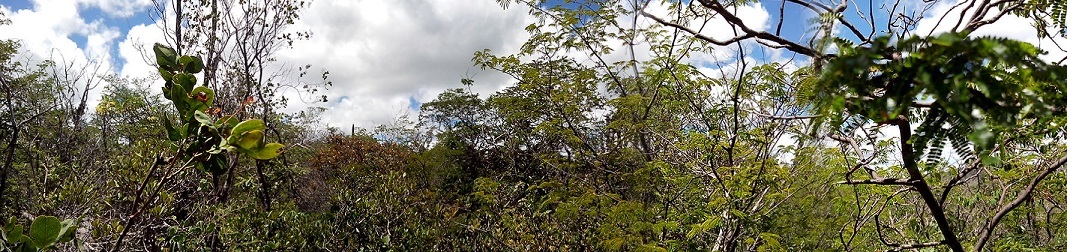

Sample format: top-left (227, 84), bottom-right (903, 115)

top-left (153, 43), bottom-right (284, 175)
top-left (0, 216), bottom-right (76, 252)
top-left (814, 33), bottom-right (1067, 159)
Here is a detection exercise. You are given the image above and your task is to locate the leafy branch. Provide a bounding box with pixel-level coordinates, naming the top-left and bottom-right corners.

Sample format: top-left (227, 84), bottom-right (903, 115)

top-left (110, 43), bottom-right (285, 251)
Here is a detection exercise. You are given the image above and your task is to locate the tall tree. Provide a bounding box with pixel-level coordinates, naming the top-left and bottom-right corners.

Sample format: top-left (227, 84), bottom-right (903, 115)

top-left (484, 0), bottom-right (1067, 250)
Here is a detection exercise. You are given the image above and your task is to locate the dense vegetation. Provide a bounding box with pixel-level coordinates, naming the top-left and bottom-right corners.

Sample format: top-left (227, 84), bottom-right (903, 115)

top-left (2, 0), bottom-right (1067, 251)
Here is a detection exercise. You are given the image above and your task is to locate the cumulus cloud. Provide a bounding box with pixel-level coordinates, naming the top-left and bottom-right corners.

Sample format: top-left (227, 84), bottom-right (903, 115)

top-left (117, 22), bottom-right (163, 79)
top-left (2, 0), bottom-right (538, 130)
top-left (273, 0), bottom-right (536, 128)
top-left (0, 0), bottom-right (149, 113)
top-left (30, 0), bottom-right (1063, 136)
top-left (1, 0), bottom-right (91, 61)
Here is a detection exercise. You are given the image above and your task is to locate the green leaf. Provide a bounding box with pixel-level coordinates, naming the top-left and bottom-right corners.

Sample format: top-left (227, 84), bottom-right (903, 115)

top-left (190, 86), bottom-right (215, 110)
top-left (203, 154), bottom-right (228, 175)
top-left (2, 219), bottom-right (22, 245)
top-left (7, 228), bottom-right (22, 246)
top-left (229, 119), bottom-right (265, 144)
top-left (193, 110), bottom-right (214, 127)
top-left (687, 216), bottom-right (721, 238)
top-left (3, 216), bottom-right (14, 230)
top-left (152, 43), bottom-right (178, 70)
top-left (637, 244), bottom-right (667, 252)
top-left (174, 73), bottom-right (197, 92)
top-left (17, 234), bottom-right (31, 250)
top-left (163, 115), bottom-right (181, 141)
top-left (236, 130), bottom-right (264, 150)
top-left (981, 154), bottom-right (1003, 167)
top-left (179, 55), bottom-right (205, 73)
top-left (182, 123), bottom-right (194, 138)
top-left (248, 143), bottom-right (284, 160)
top-left (158, 67), bottom-right (173, 82)
top-left (161, 86), bottom-right (172, 100)
top-left (28, 216), bottom-right (61, 249)
top-left (216, 116), bottom-right (238, 131)
top-left (758, 232), bottom-right (782, 250)
top-left (55, 220), bottom-right (75, 244)
top-left (169, 82), bottom-right (189, 112)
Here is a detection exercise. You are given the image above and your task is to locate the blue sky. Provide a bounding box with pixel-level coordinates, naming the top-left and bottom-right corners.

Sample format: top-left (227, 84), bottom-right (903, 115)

top-left (1, 0), bottom-right (834, 75)
top-left (2, 0), bottom-right (32, 11)
top-left (1, 0), bottom-right (156, 73)
top-left (42, 0), bottom-right (151, 70)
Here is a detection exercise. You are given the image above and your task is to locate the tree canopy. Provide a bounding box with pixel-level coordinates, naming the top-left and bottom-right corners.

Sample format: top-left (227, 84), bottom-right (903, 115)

top-left (1, 0), bottom-right (1067, 251)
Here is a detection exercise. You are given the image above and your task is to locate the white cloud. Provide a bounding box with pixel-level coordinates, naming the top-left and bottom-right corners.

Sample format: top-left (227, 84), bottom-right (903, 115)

top-left (0, 0), bottom-right (135, 113)
top-left (273, 0), bottom-right (536, 128)
top-left (3, 0), bottom-right (538, 130)
top-left (117, 22), bottom-right (163, 79)
top-left (82, 0), bottom-right (152, 18)
top-left (912, 0), bottom-right (1067, 62)
top-left (1, 1), bottom-right (88, 59)
top-left (85, 21), bottom-right (121, 62)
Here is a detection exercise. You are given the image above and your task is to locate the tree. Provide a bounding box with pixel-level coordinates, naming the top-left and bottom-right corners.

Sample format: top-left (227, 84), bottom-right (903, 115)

top-left (482, 0), bottom-right (1067, 250)
top-left (145, 0), bottom-right (330, 210)
top-left (4, 0), bottom-right (1067, 250)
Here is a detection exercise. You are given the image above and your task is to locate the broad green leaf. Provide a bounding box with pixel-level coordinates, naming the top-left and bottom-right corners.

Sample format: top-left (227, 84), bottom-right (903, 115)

top-left (236, 130), bottom-right (264, 150)
top-left (193, 110), bottom-right (214, 128)
top-left (182, 123), bottom-right (195, 138)
top-left (3, 225), bottom-right (22, 245)
top-left (28, 216), bottom-right (61, 249)
top-left (216, 116), bottom-right (239, 131)
top-left (3, 216), bottom-right (15, 234)
top-left (55, 220), bottom-right (75, 244)
top-left (163, 115), bottom-right (181, 141)
top-left (18, 234), bottom-right (32, 249)
top-left (229, 119), bottom-right (265, 145)
top-left (190, 86), bottom-right (215, 108)
top-left (179, 55), bottom-right (205, 73)
top-left (174, 73), bottom-right (196, 92)
top-left (152, 43), bottom-right (177, 69)
top-left (248, 143), bottom-right (284, 160)
top-left (169, 83), bottom-right (189, 112)
top-left (158, 67), bottom-right (173, 82)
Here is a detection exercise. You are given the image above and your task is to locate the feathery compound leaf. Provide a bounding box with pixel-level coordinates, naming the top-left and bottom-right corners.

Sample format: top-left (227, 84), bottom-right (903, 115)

top-left (820, 32), bottom-right (1067, 164)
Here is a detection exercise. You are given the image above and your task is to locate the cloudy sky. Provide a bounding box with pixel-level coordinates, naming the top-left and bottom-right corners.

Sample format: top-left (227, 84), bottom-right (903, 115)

top-left (0, 0), bottom-right (1063, 130)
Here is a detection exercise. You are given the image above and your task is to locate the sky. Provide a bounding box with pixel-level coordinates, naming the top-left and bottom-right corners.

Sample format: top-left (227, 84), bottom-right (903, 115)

top-left (0, 0), bottom-right (1064, 130)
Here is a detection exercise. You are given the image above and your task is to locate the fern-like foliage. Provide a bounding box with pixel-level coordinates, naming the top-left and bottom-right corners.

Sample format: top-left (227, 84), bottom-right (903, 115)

top-left (913, 108), bottom-right (976, 168)
top-left (814, 32), bottom-right (1067, 165)
top-left (1016, 0), bottom-right (1067, 38)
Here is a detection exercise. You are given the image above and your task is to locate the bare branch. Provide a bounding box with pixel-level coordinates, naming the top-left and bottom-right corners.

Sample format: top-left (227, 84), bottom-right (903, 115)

top-left (838, 178), bottom-right (917, 186)
top-left (640, 1), bottom-right (820, 57)
top-left (974, 154), bottom-right (1067, 251)
top-left (783, 0), bottom-right (867, 43)
top-left (890, 240), bottom-right (946, 251)
top-left (894, 116), bottom-right (964, 251)
top-left (748, 110), bottom-right (822, 120)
